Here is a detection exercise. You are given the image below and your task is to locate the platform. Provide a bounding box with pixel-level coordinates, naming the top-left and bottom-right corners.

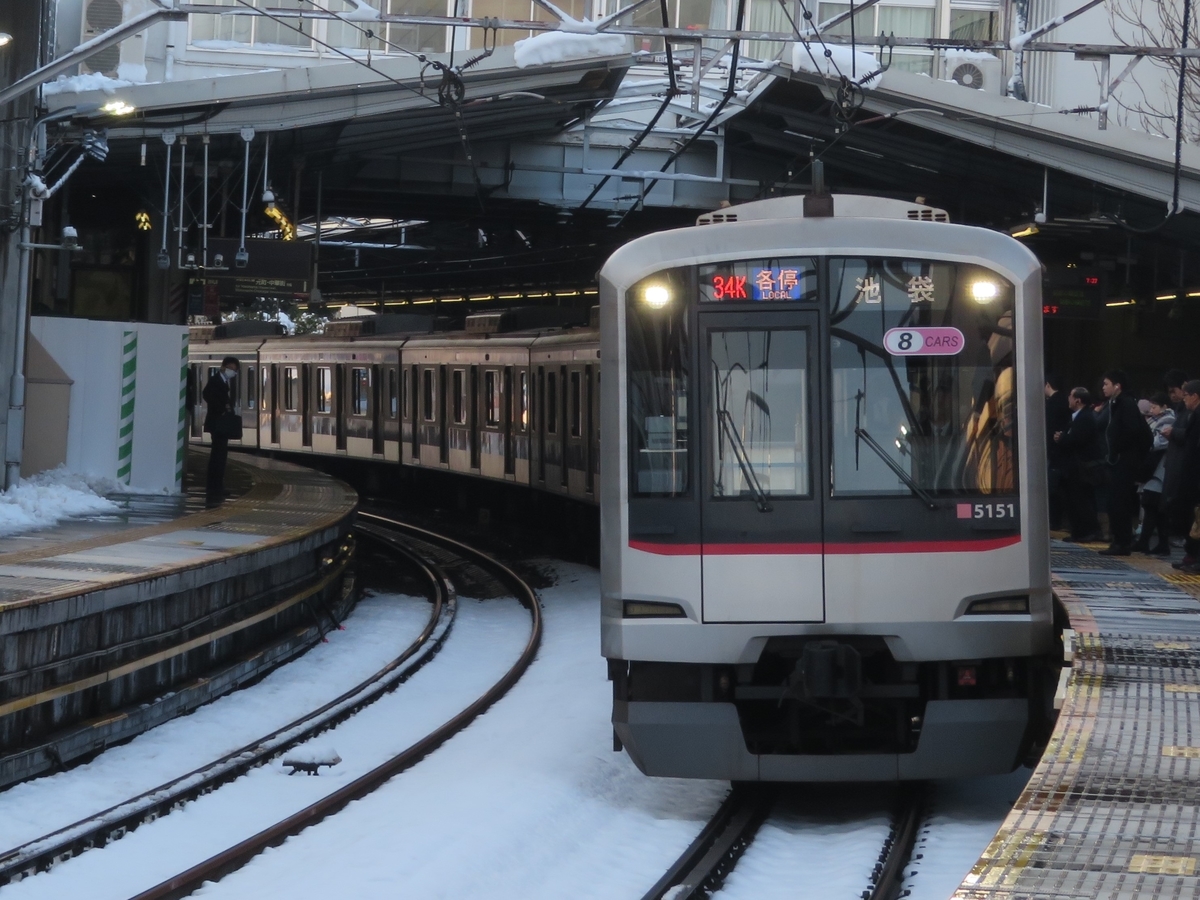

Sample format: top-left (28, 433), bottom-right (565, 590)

top-left (0, 451), bottom-right (357, 788)
top-left (957, 542), bottom-right (1200, 898)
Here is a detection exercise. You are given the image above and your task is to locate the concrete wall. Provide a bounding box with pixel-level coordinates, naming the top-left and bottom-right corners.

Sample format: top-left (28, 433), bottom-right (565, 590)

top-left (29, 317), bottom-right (187, 492)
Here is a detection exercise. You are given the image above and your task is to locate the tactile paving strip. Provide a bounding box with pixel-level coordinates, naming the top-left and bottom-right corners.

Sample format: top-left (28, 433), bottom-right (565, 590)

top-left (956, 543), bottom-right (1200, 900)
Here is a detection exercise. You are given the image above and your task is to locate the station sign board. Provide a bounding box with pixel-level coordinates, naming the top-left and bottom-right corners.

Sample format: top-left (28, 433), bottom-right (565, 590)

top-left (188, 239), bottom-right (313, 318)
top-left (1042, 266), bottom-right (1103, 320)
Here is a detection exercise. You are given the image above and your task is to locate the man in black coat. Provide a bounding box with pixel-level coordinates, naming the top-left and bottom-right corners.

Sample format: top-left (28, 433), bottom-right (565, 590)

top-left (1099, 369), bottom-right (1152, 555)
top-left (1054, 387), bottom-right (1102, 541)
top-left (202, 356), bottom-right (240, 507)
top-left (1167, 381), bottom-right (1200, 571)
top-left (1045, 374), bottom-right (1072, 530)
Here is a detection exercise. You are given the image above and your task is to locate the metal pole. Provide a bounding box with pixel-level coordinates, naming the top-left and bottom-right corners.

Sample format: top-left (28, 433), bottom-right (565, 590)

top-left (239, 127), bottom-right (253, 257)
top-left (176, 136), bottom-right (187, 269)
top-left (202, 134), bottom-right (210, 267)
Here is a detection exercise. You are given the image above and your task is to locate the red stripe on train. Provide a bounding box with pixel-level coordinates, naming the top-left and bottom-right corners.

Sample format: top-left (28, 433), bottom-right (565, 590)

top-left (627, 535), bottom-right (1021, 556)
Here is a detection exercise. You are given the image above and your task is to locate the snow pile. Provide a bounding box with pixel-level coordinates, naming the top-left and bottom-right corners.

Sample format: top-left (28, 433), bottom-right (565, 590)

top-left (342, 0), bottom-right (381, 21)
top-left (791, 42), bottom-right (881, 86)
top-left (514, 31), bottom-right (628, 68)
top-left (0, 468), bottom-right (120, 538)
top-left (41, 72), bottom-right (136, 96)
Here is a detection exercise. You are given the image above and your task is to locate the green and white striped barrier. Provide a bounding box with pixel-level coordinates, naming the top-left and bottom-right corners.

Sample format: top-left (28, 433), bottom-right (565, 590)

top-left (117, 330), bottom-right (138, 484)
top-left (176, 332), bottom-right (189, 491)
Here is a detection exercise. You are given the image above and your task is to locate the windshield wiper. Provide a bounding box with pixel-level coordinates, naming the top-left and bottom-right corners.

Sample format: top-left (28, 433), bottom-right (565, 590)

top-left (854, 427), bottom-right (937, 511)
top-left (718, 408), bottom-right (773, 512)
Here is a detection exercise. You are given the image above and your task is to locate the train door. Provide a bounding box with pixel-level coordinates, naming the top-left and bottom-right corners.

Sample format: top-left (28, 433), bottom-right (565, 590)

top-left (537, 366), bottom-right (546, 483)
top-left (503, 367), bottom-right (515, 476)
top-left (438, 365), bottom-right (449, 464)
top-left (372, 364), bottom-right (384, 456)
top-left (269, 364), bottom-right (281, 445)
top-left (335, 366), bottom-right (347, 451)
top-left (560, 365), bottom-right (569, 487)
top-left (585, 364), bottom-right (595, 494)
top-left (699, 311), bottom-right (824, 624)
top-left (469, 366), bottom-right (480, 470)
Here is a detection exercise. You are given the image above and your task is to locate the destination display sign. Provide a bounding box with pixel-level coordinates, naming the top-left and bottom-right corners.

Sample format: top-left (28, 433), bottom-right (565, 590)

top-left (882, 326), bottom-right (965, 356)
top-left (700, 259), bottom-right (817, 303)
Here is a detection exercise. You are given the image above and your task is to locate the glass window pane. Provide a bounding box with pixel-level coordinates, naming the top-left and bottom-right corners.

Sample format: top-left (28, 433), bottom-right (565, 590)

top-left (818, 2), bottom-right (873, 38)
top-left (627, 269), bottom-right (690, 497)
top-left (518, 371), bottom-right (528, 430)
top-left (453, 370), bottom-right (465, 423)
top-left (547, 372), bottom-right (558, 434)
top-left (878, 5), bottom-right (933, 38)
top-left (890, 52), bottom-right (933, 75)
top-left (949, 9), bottom-right (997, 41)
top-left (828, 258), bottom-right (1017, 497)
top-left (353, 367), bottom-right (370, 416)
top-left (710, 329), bottom-right (810, 498)
top-left (389, 0), bottom-right (448, 52)
top-left (246, 366), bottom-right (256, 409)
top-left (471, 0), bottom-right (533, 47)
top-left (423, 369), bottom-right (434, 420)
top-left (317, 368), bottom-right (332, 413)
top-left (254, 0), bottom-right (310, 47)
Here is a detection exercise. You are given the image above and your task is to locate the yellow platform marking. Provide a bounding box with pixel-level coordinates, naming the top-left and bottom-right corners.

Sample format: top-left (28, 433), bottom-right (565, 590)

top-left (1156, 641), bottom-right (1193, 650)
top-left (1163, 572), bottom-right (1200, 585)
top-left (1165, 684), bottom-right (1200, 694)
top-left (1129, 854), bottom-right (1196, 876)
top-left (962, 830), bottom-right (1045, 887)
top-left (1163, 746), bottom-right (1200, 758)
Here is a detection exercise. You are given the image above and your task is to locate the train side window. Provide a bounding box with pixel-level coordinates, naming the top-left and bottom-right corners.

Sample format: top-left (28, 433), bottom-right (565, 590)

top-left (627, 267), bottom-right (690, 497)
top-left (547, 371), bottom-right (558, 434)
top-left (351, 367), bottom-right (370, 416)
top-left (245, 365), bottom-right (257, 410)
top-left (422, 369), bottom-right (434, 421)
top-left (485, 371), bottom-right (501, 426)
top-left (453, 370), bottom-right (466, 424)
top-left (283, 366), bottom-right (299, 412)
top-left (317, 367), bottom-right (333, 413)
top-left (402, 368), bottom-right (409, 419)
top-left (828, 257), bottom-right (1018, 497)
top-left (570, 370), bottom-right (581, 437)
top-left (387, 368), bottom-right (398, 418)
top-left (518, 371), bottom-right (528, 431)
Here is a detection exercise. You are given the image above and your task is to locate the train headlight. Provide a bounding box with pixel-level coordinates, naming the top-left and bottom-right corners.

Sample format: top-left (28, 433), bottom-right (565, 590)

top-left (970, 281), bottom-right (999, 303)
top-left (642, 285), bottom-right (672, 309)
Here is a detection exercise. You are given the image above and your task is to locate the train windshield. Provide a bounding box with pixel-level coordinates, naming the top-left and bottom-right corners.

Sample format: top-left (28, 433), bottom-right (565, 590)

top-left (829, 258), bottom-right (1017, 497)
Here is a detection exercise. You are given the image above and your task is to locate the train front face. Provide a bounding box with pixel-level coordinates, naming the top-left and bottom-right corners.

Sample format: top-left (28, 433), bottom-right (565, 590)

top-left (599, 215), bottom-right (1054, 782)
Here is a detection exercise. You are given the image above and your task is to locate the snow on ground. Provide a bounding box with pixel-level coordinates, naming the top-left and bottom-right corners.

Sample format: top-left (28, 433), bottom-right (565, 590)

top-left (715, 790), bottom-right (892, 899)
top-left (41, 73), bottom-right (138, 96)
top-left (0, 468), bottom-right (122, 538)
top-left (902, 767), bottom-right (1032, 900)
top-left (791, 42), bottom-right (881, 85)
top-left (514, 31), bottom-right (628, 68)
top-left (0, 591), bottom-right (433, 854)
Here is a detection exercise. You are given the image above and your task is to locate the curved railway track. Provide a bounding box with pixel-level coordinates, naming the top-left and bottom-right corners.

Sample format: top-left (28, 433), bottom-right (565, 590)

top-left (0, 515), bottom-right (541, 900)
top-left (641, 783), bottom-right (925, 900)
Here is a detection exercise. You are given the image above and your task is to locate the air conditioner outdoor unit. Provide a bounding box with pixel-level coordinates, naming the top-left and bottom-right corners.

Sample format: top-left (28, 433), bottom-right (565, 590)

top-left (78, 0), bottom-right (148, 79)
top-left (941, 51), bottom-right (1003, 95)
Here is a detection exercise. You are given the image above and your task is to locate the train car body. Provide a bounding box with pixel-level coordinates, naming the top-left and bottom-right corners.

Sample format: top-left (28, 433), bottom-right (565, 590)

top-left (599, 195), bottom-right (1055, 781)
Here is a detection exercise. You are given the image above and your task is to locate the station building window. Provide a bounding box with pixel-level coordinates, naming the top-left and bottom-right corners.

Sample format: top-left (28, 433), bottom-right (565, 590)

top-left (317, 367), bottom-right (333, 414)
top-left (283, 366), bottom-right (299, 412)
top-left (818, 1), bottom-right (936, 74)
top-left (949, 7), bottom-right (998, 41)
top-left (190, 0), bottom-right (311, 48)
top-left (352, 367), bottom-right (370, 417)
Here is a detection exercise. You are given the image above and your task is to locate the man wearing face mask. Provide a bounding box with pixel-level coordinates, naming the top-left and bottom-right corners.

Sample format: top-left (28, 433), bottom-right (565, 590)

top-left (202, 356), bottom-right (241, 507)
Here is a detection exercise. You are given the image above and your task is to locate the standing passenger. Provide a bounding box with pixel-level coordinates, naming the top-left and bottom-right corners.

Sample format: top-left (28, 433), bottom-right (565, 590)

top-left (1169, 381), bottom-right (1200, 571)
top-left (1055, 387), bottom-right (1102, 542)
top-left (1133, 394), bottom-right (1175, 554)
top-left (1162, 370), bottom-right (1193, 538)
top-left (203, 356), bottom-right (241, 508)
top-left (1099, 370), bottom-right (1152, 556)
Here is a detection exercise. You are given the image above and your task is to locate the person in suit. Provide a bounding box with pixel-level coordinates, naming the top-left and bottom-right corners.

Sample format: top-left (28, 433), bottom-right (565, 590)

top-left (1099, 370), bottom-right (1153, 555)
top-left (1055, 387), bottom-right (1102, 542)
top-left (203, 356), bottom-right (240, 507)
top-left (1166, 381), bottom-right (1200, 571)
top-left (1045, 374), bottom-right (1072, 530)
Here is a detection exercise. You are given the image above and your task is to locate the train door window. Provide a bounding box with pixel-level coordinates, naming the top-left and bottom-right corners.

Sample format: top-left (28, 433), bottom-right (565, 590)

top-left (283, 366), bottom-right (299, 412)
top-left (423, 369), bottom-right (435, 420)
top-left (301, 364), bottom-right (312, 446)
top-left (317, 367), bottom-right (333, 413)
top-left (372, 365), bottom-right (384, 454)
top-left (245, 365), bottom-right (257, 409)
top-left (387, 368), bottom-right (398, 418)
top-left (537, 367), bottom-right (546, 482)
top-left (470, 366), bottom-right (481, 469)
top-left (518, 370), bottom-right (528, 431)
top-left (351, 367), bottom-right (370, 416)
top-left (709, 328), bottom-right (811, 498)
top-left (560, 366), bottom-right (569, 486)
top-left (270, 365), bottom-right (280, 445)
top-left (402, 368), bottom-right (410, 420)
top-left (827, 258), bottom-right (1018, 496)
top-left (439, 366), bottom-right (449, 464)
top-left (503, 367), bottom-right (515, 476)
top-left (546, 370), bottom-right (557, 434)
top-left (585, 365), bottom-right (595, 493)
top-left (485, 370), bottom-right (501, 426)
top-left (335, 367), bottom-right (346, 450)
top-left (570, 370), bottom-right (582, 437)
top-left (453, 370), bottom-right (466, 424)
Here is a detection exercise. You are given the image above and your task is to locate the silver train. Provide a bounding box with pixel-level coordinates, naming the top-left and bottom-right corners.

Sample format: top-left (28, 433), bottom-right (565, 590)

top-left (601, 195), bottom-right (1055, 781)
top-left (190, 193), bottom-right (1056, 782)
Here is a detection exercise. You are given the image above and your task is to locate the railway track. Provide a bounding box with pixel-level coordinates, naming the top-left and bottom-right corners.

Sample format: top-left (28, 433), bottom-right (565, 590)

top-left (0, 515), bottom-right (541, 900)
top-left (641, 782), bottom-right (925, 900)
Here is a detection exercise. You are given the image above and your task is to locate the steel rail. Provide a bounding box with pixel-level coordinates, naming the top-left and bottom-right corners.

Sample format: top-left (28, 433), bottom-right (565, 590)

top-left (866, 787), bottom-right (925, 900)
top-left (127, 512), bottom-right (542, 900)
top-left (0, 525), bottom-right (452, 887)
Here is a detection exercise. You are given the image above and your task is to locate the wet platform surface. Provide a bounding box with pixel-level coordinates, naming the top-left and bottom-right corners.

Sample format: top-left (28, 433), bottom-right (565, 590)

top-left (0, 451), bottom-right (351, 611)
top-left (957, 542), bottom-right (1200, 899)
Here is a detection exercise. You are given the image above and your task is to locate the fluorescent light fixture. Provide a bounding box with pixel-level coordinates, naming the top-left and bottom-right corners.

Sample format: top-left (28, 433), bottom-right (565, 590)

top-left (1105, 299), bottom-right (1136, 307)
top-left (1156, 293), bottom-right (1178, 301)
top-left (100, 99), bottom-right (136, 116)
top-left (1189, 292), bottom-right (1200, 298)
top-left (642, 285), bottom-right (671, 309)
top-left (971, 281), bottom-right (999, 303)
top-left (1010, 224), bottom-right (1039, 238)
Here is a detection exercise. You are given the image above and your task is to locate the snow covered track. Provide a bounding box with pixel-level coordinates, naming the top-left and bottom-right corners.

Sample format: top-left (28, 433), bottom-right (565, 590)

top-left (645, 784), bottom-right (926, 900)
top-left (126, 513), bottom-right (542, 900)
top-left (0, 523), bottom-right (454, 887)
